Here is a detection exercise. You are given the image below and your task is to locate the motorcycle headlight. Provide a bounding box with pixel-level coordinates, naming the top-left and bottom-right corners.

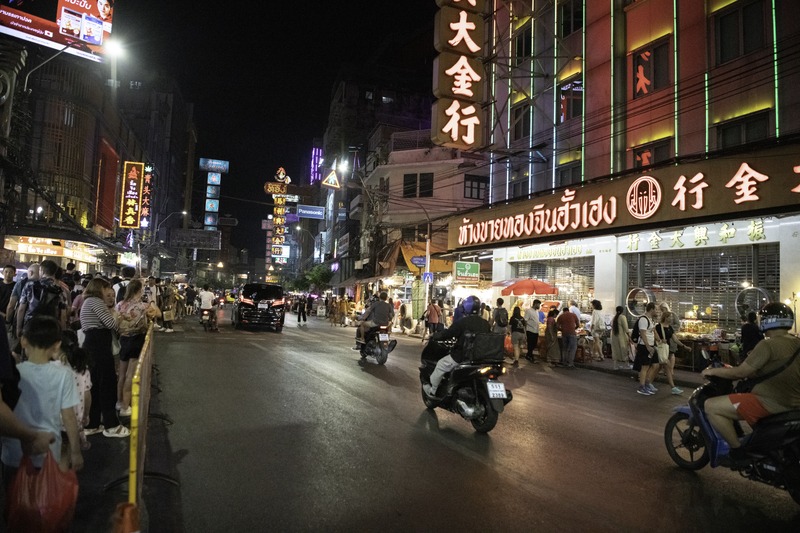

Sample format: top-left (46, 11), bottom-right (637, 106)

top-left (478, 366), bottom-right (493, 374)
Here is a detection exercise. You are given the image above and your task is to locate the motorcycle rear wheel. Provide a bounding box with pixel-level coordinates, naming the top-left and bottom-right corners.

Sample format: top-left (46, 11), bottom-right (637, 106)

top-left (471, 398), bottom-right (498, 433)
top-left (664, 412), bottom-right (709, 470)
top-left (376, 348), bottom-right (388, 365)
top-left (421, 388), bottom-right (437, 409)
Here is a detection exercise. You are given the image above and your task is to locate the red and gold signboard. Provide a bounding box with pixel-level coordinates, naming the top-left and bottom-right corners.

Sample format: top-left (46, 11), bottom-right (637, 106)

top-left (119, 161), bottom-right (144, 229)
top-left (265, 182), bottom-right (288, 195)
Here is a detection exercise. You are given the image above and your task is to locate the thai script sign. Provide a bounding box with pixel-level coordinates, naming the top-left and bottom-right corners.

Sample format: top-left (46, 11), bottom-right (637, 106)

top-left (119, 161), bottom-right (144, 229)
top-left (449, 144), bottom-right (800, 250)
top-left (454, 260), bottom-right (480, 283)
top-left (431, 0), bottom-right (486, 151)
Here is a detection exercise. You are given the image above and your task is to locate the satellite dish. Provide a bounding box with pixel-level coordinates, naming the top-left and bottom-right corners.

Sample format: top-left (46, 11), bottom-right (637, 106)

top-left (735, 287), bottom-right (771, 320)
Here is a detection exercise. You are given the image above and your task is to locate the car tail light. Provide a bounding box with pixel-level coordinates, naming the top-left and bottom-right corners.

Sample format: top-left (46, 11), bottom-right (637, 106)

top-left (240, 297), bottom-right (254, 306)
top-left (272, 299), bottom-right (284, 306)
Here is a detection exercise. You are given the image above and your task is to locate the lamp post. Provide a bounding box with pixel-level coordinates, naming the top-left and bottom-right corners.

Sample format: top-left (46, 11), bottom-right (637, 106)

top-left (154, 211), bottom-right (187, 243)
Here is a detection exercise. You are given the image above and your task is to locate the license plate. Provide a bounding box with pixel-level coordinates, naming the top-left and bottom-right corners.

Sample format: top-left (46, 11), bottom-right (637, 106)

top-left (202, 315), bottom-right (209, 321)
top-left (379, 333), bottom-right (389, 341)
top-left (487, 381), bottom-right (507, 399)
top-left (258, 303), bottom-right (268, 309)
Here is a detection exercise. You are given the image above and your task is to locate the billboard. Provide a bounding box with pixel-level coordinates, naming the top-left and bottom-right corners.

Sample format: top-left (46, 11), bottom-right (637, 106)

top-left (0, 0), bottom-right (118, 63)
top-left (169, 229), bottom-right (221, 250)
top-left (297, 204), bottom-right (325, 220)
top-left (199, 158), bottom-right (230, 173)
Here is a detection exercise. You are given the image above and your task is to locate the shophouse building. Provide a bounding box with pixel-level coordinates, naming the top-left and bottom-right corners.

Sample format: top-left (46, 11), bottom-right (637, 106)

top-left (437, 0), bottom-right (800, 352)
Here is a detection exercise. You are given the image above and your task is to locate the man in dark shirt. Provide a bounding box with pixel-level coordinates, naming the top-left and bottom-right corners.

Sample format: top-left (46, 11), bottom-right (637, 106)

top-left (353, 292), bottom-right (394, 348)
top-left (0, 265), bottom-right (16, 323)
top-left (423, 295), bottom-right (490, 396)
top-left (740, 311), bottom-right (764, 361)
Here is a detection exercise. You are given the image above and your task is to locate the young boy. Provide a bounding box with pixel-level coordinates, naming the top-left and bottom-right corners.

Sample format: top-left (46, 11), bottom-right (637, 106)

top-left (1, 316), bottom-right (82, 485)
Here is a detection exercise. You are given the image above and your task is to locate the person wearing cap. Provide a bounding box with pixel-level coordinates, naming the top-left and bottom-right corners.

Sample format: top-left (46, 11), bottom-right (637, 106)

top-left (702, 303), bottom-right (800, 457)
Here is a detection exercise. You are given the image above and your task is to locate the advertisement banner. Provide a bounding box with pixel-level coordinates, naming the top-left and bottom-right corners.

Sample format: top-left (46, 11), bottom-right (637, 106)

top-left (199, 158), bottom-right (230, 173)
top-left (0, 0), bottom-right (117, 63)
top-left (169, 229), bottom-right (221, 250)
top-left (297, 204), bottom-right (325, 220)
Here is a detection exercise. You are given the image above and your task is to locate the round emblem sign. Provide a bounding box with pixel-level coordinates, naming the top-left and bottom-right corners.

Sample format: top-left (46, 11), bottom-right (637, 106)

top-left (626, 176), bottom-right (661, 220)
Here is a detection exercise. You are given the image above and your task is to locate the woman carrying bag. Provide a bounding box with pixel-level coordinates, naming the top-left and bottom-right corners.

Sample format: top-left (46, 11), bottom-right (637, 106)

top-left (654, 311), bottom-right (689, 395)
top-left (80, 278), bottom-right (129, 438)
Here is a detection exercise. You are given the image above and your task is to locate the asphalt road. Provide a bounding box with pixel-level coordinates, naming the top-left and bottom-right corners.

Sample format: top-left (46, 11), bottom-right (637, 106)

top-left (144, 310), bottom-right (800, 533)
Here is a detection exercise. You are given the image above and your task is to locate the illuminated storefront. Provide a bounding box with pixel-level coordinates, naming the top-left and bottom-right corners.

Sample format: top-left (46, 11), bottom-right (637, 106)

top-left (3, 236), bottom-right (102, 273)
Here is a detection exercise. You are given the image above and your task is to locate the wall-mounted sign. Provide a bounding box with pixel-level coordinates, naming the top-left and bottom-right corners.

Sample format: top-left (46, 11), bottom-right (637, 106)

top-left (204, 213), bottom-right (218, 226)
top-left (207, 172), bottom-right (222, 185)
top-left (199, 158), bottom-right (230, 173)
top-left (265, 182), bottom-right (288, 195)
top-left (449, 144), bottom-right (800, 250)
top-left (205, 199), bottom-right (220, 212)
top-left (140, 165), bottom-right (155, 229)
top-left (321, 170), bottom-right (341, 190)
top-left (0, 0), bottom-right (118, 63)
top-left (431, 1), bottom-right (486, 151)
top-left (275, 167), bottom-right (292, 184)
top-left (206, 185), bottom-right (220, 198)
top-left (119, 161), bottom-right (144, 229)
top-left (454, 261), bottom-right (480, 283)
top-left (297, 204), bottom-right (325, 219)
top-left (169, 229), bottom-right (222, 250)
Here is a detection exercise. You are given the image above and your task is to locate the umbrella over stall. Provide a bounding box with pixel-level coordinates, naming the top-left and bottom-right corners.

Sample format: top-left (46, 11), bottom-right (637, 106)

top-left (500, 278), bottom-right (558, 296)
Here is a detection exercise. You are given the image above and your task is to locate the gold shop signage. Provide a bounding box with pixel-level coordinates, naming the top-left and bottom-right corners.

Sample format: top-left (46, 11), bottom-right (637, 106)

top-left (449, 144), bottom-right (800, 250)
top-left (431, 0), bottom-right (486, 151)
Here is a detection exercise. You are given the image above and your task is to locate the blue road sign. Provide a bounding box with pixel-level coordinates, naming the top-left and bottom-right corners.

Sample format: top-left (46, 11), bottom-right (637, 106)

top-left (422, 271), bottom-right (434, 284)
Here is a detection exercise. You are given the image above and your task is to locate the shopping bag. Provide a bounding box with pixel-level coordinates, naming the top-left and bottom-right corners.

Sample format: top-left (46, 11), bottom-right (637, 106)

top-left (656, 343), bottom-right (670, 364)
top-left (7, 452), bottom-right (79, 533)
top-left (162, 309), bottom-right (175, 322)
top-left (504, 334), bottom-right (514, 355)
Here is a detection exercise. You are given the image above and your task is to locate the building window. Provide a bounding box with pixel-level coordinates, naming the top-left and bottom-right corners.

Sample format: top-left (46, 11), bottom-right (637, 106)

top-left (402, 173), bottom-right (434, 198)
top-left (633, 139), bottom-right (671, 168)
top-left (514, 24), bottom-right (532, 65)
top-left (717, 112), bottom-right (769, 149)
top-left (716, 0), bottom-right (765, 64)
top-left (633, 40), bottom-right (669, 98)
top-left (511, 102), bottom-right (531, 141)
top-left (401, 227), bottom-right (417, 241)
top-left (559, 0), bottom-right (583, 38)
top-left (464, 174), bottom-right (489, 200)
top-left (559, 78), bottom-right (583, 122)
top-left (556, 163), bottom-right (581, 188)
top-left (510, 179), bottom-right (527, 199)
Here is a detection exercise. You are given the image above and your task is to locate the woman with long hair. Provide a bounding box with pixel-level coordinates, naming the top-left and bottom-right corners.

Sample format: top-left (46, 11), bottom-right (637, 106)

top-left (508, 306), bottom-right (527, 366)
top-left (80, 278), bottom-right (129, 438)
top-left (116, 280), bottom-right (160, 416)
top-left (610, 306), bottom-right (631, 370)
top-left (590, 299), bottom-right (605, 361)
top-left (545, 308), bottom-right (561, 365)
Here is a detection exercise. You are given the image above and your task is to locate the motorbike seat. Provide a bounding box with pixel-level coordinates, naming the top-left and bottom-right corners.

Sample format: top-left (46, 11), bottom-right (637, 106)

top-left (753, 409), bottom-right (800, 428)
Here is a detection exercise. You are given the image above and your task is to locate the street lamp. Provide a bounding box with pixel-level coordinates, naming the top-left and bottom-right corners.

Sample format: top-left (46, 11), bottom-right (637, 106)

top-left (154, 211), bottom-right (187, 243)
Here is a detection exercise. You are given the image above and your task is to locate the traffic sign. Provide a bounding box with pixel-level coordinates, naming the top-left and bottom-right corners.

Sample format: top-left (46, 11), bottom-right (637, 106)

top-left (422, 272), bottom-right (434, 284)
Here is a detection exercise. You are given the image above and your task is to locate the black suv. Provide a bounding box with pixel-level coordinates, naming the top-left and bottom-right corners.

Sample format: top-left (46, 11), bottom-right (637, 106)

top-left (231, 283), bottom-right (285, 332)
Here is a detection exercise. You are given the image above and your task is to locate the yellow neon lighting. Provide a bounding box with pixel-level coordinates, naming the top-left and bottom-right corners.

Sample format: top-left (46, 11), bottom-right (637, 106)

top-left (629, 28), bottom-right (672, 53)
top-left (708, 0), bottom-right (739, 14)
top-left (712, 104), bottom-right (774, 124)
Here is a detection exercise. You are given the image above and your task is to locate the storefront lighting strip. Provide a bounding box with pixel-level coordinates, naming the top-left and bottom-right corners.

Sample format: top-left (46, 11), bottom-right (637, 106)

top-left (704, 72), bottom-right (710, 152)
top-left (552, 3), bottom-right (558, 189)
top-left (610, 0), bottom-right (615, 175)
top-left (528, 12), bottom-right (534, 196)
top-left (771, 0), bottom-right (780, 137)
top-left (580, 0), bottom-right (586, 182)
top-left (673, 0), bottom-right (680, 157)
top-left (506, 2), bottom-right (514, 200)
top-left (489, 0), bottom-right (499, 205)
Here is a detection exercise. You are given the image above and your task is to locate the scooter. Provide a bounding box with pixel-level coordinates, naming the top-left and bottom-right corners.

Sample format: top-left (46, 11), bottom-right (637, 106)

top-left (200, 308), bottom-right (216, 332)
top-left (356, 325), bottom-right (397, 365)
top-left (419, 335), bottom-right (512, 433)
top-left (664, 356), bottom-right (800, 505)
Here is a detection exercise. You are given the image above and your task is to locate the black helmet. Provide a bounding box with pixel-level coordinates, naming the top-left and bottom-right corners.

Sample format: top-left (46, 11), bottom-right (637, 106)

top-left (463, 295), bottom-right (481, 315)
top-left (759, 302), bottom-right (794, 332)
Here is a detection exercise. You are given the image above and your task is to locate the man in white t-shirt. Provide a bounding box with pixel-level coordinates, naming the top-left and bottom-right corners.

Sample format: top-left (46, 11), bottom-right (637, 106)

top-left (634, 302), bottom-right (659, 395)
top-left (524, 299), bottom-right (541, 362)
top-left (198, 284), bottom-right (217, 330)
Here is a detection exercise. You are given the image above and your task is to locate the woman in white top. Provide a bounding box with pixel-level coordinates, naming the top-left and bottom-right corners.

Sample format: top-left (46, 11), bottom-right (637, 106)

top-left (590, 299), bottom-right (606, 362)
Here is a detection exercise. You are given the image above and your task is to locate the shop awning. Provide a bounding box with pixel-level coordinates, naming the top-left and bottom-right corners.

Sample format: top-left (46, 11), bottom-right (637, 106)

top-left (399, 241), bottom-right (452, 273)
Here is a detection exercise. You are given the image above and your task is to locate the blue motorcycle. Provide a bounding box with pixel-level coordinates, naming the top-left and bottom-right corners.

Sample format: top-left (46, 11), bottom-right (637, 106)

top-left (664, 373), bottom-right (800, 505)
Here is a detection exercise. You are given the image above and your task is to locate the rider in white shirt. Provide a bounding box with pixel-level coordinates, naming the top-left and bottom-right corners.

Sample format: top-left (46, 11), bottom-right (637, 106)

top-left (198, 284), bottom-right (218, 330)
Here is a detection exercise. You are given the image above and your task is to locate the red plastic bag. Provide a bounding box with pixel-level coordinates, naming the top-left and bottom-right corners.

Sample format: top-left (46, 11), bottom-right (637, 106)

top-left (6, 452), bottom-right (79, 533)
top-left (504, 334), bottom-right (514, 355)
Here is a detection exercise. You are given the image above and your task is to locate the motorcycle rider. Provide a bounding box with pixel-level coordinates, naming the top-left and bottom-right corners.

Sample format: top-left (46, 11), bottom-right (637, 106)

top-left (423, 295), bottom-right (490, 397)
top-left (352, 292), bottom-right (394, 350)
top-left (702, 303), bottom-right (800, 460)
top-left (198, 284), bottom-right (218, 331)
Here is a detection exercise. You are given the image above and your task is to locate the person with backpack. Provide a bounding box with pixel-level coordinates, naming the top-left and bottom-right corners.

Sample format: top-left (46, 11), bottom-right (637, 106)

top-left (15, 259), bottom-right (68, 339)
top-left (633, 302), bottom-right (659, 395)
top-left (492, 298), bottom-right (509, 334)
top-left (113, 266), bottom-right (136, 304)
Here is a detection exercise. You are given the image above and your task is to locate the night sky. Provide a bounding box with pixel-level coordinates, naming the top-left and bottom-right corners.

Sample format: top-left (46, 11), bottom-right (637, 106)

top-left (112, 1), bottom-right (438, 255)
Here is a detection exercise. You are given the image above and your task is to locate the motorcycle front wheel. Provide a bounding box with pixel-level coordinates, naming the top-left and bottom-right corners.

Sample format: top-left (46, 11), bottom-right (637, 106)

top-left (471, 397), bottom-right (499, 433)
top-left (421, 387), bottom-right (437, 409)
top-left (664, 412), bottom-right (709, 470)
top-left (376, 346), bottom-right (388, 365)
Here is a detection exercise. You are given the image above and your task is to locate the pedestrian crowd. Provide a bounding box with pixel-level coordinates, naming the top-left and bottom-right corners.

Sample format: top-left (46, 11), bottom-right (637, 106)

top-left (0, 261), bottom-right (187, 510)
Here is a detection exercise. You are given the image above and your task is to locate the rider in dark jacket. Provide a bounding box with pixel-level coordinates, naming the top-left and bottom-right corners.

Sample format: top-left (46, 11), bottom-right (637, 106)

top-left (423, 295), bottom-right (490, 396)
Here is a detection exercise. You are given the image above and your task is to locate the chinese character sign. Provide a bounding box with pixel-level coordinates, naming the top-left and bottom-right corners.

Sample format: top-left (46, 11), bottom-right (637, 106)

top-left (119, 161), bottom-right (144, 229)
top-left (140, 164), bottom-right (155, 229)
top-left (431, 2), bottom-right (486, 151)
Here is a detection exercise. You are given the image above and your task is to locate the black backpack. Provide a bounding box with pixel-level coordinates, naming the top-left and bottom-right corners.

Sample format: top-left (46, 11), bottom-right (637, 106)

top-left (116, 280), bottom-right (130, 303)
top-left (631, 316), bottom-right (649, 344)
top-left (27, 281), bottom-right (63, 322)
top-left (495, 308), bottom-right (508, 328)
